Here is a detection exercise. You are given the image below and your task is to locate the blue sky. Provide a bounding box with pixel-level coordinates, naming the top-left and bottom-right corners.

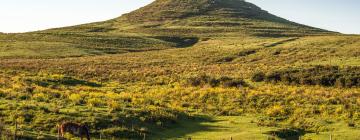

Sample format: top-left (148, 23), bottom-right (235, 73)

top-left (0, 0), bottom-right (359, 34)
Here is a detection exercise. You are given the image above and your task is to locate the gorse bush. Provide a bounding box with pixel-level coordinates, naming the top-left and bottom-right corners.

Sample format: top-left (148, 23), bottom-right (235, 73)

top-left (69, 94), bottom-right (83, 105)
top-left (186, 74), bottom-right (249, 88)
top-left (238, 49), bottom-right (257, 57)
top-left (252, 72), bottom-right (266, 82)
top-left (266, 105), bottom-right (288, 117)
top-left (217, 56), bottom-right (236, 63)
top-left (221, 77), bottom-right (249, 88)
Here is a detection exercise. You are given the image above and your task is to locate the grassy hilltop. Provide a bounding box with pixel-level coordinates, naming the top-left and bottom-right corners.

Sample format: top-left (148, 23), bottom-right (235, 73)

top-left (0, 0), bottom-right (359, 139)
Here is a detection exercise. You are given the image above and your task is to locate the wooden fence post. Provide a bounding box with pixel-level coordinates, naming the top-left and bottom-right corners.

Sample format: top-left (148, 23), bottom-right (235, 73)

top-left (14, 120), bottom-right (17, 140)
top-left (57, 125), bottom-right (60, 140)
top-left (330, 134), bottom-right (332, 140)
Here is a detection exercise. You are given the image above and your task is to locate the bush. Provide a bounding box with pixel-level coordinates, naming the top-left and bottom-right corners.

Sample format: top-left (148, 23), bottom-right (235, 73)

top-left (217, 56), bottom-right (236, 63)
top-left (221, 78), bottom-right (249, 88)
top-left (107, 100), bottom-right (122, 111)
top-left (0, 91), bottom-right (6, 98)
top-left (266, 105), bottom-right (288, 117)
top-left (187, 75), bottom-right (249, 88)
top-left (258, 66), bottom-right (360, 88)
top-left (32, 93), bottom-right (47, 102)
top-left (348, 121), bottom-right (355, 127)
top-left (252, 72), bottom-right (266, 82)
top-left (238, 49), bottom-right (257, 56)
top-left (87, 98), bottom-right (105, 107)
top-left (69, 94), bottom-right (83, 105)
top-left (187, 74), bottom-right (210, 87)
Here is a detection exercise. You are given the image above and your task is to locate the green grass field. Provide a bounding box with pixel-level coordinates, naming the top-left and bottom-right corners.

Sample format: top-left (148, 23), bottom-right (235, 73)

top-left (151, 116), bottom-right (360, 140)
top-left (151, 116), bottom-right (277, 140)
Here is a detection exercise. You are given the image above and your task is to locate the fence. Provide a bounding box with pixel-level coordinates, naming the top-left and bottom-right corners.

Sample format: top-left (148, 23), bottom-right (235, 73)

top-left (0, 126), bottom-right (341, 140)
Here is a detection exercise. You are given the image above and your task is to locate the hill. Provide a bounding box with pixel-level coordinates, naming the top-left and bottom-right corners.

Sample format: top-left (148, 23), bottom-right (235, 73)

top-left (0, 0), bottom-right (335, 59)
top-left (0, 0), bottom-right (359, 139)
top-left (117, 0), bottom-right (331, 36)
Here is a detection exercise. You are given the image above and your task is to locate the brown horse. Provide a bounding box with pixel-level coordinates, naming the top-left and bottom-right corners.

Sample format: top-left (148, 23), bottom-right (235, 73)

top-left (58, 122), bottom-right (90, 140)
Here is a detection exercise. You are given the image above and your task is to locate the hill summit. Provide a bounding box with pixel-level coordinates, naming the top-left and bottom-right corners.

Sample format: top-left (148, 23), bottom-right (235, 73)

top-left (115, 0), bottom-right (332, 36)
top-left (122, 0), bottom-right (285, 22)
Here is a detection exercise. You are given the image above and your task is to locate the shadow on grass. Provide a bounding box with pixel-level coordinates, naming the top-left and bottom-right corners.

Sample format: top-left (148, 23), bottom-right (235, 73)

top-left (153, 36), bottom-right (199, 48)
top-left (149, 115), bottom-right (229, 139)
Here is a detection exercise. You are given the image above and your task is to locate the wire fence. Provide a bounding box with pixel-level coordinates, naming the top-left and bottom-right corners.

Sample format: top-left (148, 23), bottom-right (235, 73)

top-left (0, 125), bottom-right (342, 140)
top-left (0, 128), bottom-right (240, 140)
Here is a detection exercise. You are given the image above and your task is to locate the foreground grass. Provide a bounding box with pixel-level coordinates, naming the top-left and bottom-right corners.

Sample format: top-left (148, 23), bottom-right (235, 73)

top-left (303, 122), bottom-right (360, 140)
top-left (152, 116), bottom-right (360, 140)
top-left (151, 116), bottom-right (276, 140)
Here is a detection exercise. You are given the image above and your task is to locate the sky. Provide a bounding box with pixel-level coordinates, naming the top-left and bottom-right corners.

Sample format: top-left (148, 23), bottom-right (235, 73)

top-left (0, 0), bottom-right (359, 34)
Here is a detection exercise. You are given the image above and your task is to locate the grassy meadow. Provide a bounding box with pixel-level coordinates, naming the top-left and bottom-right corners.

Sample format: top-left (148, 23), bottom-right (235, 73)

top-left (0, 0), bottom-right (360, 139)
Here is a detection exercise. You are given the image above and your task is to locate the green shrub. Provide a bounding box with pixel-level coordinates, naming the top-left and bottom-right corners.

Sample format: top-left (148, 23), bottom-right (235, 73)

top-left (217, 56), bottom-right (236, 63)
top-left (186, 74), bottom-right (210, 87)
top-left (258, 66), bottom-right (360, 88)
top-left (69, 94), bottom-right (83, 105)
top-left (187, 75), bottom-right (249, 88)
top-left (266, 105), bottom-right (288, 117)
top-left (0, 91), bottom-right (6, 98)
top-left (252, 72), bottom-right (266, 82)
top-left (238, 49), bottom-right (257, 56)
top-left (87, 98), bottom-right (105, 107)
top-left (221, 77), bottom-right (248, 88)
